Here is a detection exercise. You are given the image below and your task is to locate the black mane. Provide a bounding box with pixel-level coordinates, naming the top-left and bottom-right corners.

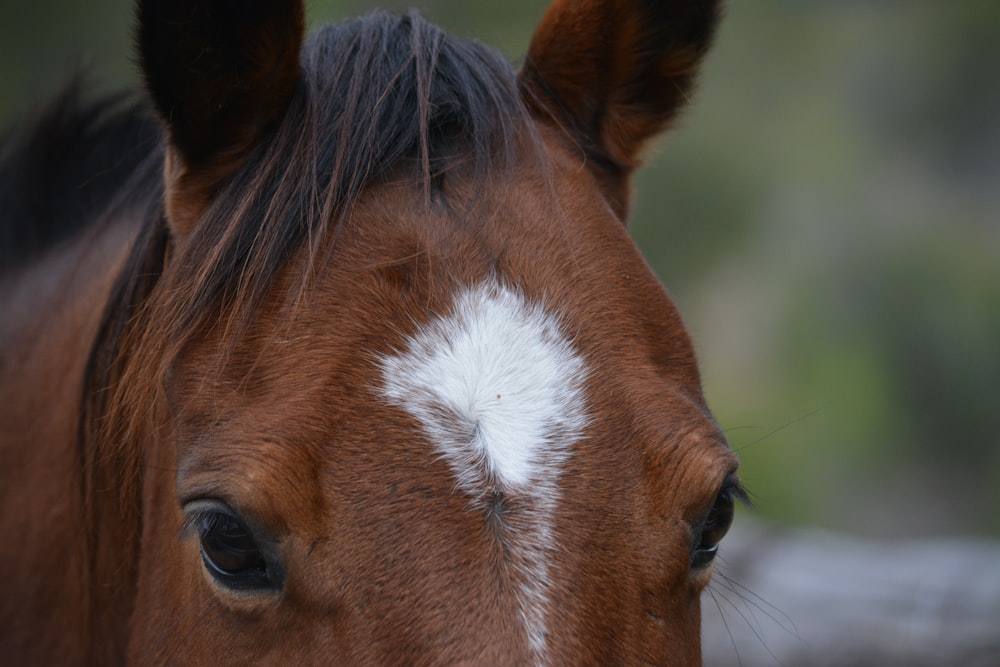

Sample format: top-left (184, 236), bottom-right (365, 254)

top-left (151, 10), bottom-right (532, 339)
top-left (0, 12), bottom-right (529, 284)
top-left (0, 85), bottom-right (161, 274)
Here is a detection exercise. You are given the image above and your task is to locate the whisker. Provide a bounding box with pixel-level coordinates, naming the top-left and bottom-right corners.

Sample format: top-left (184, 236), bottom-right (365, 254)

top-left (711, 585), bottom-right (786, 666)
top-left (715, 568), bottom-right (799, 638)
top-left (732, 409), bottom-right (822, 453)
top-left (707, 588), bottom-right (744, 667)
top-left (714, 577), bottom-right (766, 640)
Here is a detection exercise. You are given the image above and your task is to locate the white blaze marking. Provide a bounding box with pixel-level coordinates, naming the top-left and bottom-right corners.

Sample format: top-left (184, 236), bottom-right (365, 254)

top-left (379, 280), bottom-right (589, 665)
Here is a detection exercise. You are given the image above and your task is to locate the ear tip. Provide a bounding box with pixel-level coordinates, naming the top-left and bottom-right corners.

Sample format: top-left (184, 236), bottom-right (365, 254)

top-left (137, 0), bottom-right (304, 225)
top-left (135, 0), bottom-right (304, 158)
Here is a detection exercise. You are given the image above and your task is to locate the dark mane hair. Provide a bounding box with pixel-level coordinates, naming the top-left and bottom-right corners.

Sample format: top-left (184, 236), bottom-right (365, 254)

top-left (77, 11), bottom-right (535, 648)
top-left (163, 11), bottom-right (531, 342)
top-left (0, 85), bottom-right (161, 274)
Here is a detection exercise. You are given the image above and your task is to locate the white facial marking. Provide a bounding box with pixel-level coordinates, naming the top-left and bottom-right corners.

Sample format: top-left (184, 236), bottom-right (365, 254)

top-left (379, 280), bottom-right (589, 666)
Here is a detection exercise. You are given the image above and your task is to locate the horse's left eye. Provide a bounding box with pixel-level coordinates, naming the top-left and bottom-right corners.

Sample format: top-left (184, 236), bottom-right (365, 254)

top-left (691, 478), bottom-right (744, 570)
top-left (186, 502), bottom-right (277, 592)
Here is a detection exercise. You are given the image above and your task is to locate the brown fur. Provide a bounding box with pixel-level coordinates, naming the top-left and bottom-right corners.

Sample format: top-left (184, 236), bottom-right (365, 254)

top-left (0, 1), bottom-right (735, 664)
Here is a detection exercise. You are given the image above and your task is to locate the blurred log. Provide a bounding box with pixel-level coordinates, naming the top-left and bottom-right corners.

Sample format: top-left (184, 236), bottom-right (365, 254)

top-left (701, 519), bottom-right (1000, 667)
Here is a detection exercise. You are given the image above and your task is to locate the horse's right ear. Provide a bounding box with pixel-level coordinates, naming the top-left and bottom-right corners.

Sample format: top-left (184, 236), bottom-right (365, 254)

top-left (137, 0), bottom-right (304, 244)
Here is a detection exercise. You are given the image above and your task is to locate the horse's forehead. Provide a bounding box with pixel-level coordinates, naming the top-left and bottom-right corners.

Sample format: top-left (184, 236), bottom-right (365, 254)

top-left (179, 143), bottom-right (710, 458)
top-left (371, 274), bottom-right (728, 523)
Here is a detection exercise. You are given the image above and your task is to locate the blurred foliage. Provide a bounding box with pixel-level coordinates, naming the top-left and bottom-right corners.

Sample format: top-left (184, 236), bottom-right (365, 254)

top-left (2, 1), bottom-right (997, 537)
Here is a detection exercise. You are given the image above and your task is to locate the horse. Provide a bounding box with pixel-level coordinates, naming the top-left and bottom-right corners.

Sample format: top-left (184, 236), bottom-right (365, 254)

top-left (0, 0), bottom-right (744, 664)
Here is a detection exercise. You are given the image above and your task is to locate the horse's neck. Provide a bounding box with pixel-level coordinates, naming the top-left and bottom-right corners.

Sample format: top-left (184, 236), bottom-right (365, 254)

top-left (0, 213), bottom-right (139, 665)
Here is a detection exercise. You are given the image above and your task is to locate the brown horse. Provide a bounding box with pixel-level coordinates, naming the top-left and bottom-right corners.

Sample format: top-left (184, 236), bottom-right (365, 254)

top-left (0, 0), bottom-right (744, 664)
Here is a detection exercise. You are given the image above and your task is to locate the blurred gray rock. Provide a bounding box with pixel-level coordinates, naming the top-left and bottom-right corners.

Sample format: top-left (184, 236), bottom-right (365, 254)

top-left (702, 519), bottom-right (1000, 667)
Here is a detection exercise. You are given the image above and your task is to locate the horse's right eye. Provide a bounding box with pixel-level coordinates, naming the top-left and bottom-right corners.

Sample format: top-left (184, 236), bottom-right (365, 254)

top-left (186, 502), bottom-right (277, 593)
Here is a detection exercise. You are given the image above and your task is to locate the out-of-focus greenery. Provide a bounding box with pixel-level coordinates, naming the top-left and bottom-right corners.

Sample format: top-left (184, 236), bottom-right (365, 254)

top-left (2, 1), bottom-right (997, 537)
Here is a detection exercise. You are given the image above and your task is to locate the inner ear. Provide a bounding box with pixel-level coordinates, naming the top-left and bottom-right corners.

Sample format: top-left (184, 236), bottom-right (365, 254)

top-left (137, 0), bottom-right (304, 242)
top-left (519, 0), bottom-right (722, 219)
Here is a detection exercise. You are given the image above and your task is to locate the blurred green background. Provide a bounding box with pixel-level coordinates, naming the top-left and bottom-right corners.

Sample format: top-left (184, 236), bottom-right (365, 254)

top-left (2, 1), bottom-right (998, 537)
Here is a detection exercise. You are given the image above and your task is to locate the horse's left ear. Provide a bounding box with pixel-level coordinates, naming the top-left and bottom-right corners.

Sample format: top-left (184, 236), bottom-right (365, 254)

top-left (137, 0), bottom-right (304, 243)
top-left (519, 0), bottom-right (722, 218)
